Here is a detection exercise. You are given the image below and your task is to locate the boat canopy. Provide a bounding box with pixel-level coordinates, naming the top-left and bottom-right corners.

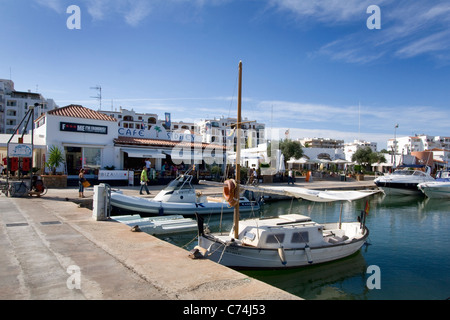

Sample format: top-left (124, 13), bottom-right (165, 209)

top-left (251, 186), bottom-right (379, 202)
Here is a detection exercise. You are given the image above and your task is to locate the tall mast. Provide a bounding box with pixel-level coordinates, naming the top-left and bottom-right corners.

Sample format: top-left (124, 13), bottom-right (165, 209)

top-left (234, 61), bottom-right (242, 239)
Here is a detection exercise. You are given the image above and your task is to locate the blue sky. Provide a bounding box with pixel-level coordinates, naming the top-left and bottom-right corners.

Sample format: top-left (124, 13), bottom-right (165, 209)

top-left (2, 0), bottom-right (450, 150)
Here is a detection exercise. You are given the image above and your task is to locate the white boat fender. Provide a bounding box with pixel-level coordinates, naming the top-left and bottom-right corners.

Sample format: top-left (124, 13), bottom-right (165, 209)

top-left (278, 247), bottom-right (287, 266)
top-left (305, 244), bottom-right (313, 264)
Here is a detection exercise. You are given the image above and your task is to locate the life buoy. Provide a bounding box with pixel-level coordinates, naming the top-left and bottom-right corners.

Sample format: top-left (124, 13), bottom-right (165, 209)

top-left (223, 179), bottom-right (238, 207)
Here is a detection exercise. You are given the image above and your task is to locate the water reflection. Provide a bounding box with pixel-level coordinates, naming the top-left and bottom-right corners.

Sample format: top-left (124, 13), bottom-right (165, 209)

top-left (154, 192), bottom-right (450, 300)
top-left (244, 251), bottom-right (369, 300)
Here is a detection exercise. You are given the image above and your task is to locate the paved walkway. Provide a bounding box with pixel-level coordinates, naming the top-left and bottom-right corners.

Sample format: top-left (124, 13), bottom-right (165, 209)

top-left (0, 184), bottom-right (299, 300)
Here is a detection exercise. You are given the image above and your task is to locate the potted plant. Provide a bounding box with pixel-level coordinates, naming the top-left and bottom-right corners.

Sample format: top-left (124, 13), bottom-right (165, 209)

top-left (42, 145), bottom-right (67, 188)
top-left (46, 146), bottom-right (64, 174)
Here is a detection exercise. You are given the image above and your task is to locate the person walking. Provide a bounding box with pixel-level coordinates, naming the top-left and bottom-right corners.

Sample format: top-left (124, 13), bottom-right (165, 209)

top-left (140, 165), bottom-right (150, 195)
top-left (288, 169), bottom-right (294, 185)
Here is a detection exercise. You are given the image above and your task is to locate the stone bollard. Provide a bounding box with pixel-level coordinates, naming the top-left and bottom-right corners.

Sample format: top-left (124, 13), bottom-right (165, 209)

top-left (93, 183), bottom-right (110, 221)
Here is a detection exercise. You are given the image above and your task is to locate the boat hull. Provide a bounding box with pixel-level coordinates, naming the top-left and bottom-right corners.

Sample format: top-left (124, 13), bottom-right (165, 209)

top-left (197, 226), bottom-right (369, 269)
top-left (375, 182), bottom-right (423, 196)
top-left (110, 192), bottom-right (259, 216)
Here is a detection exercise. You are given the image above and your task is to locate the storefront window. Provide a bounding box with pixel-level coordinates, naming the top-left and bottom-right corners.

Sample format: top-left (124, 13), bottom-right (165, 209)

top-left (65, 146), bottom-right (102, 175)
top-left (84, 147), bottom-right (101, 170)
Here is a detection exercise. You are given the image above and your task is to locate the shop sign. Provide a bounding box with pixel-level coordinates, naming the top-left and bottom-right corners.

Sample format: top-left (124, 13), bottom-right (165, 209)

top-left (118, 127), bottom-right (201, 142)
top-left (8, 143), bottom-right (32, 157)
top-left (60, 122), bottom-right (108, 134)
top-left (98, 170), bottom-right (129, 180)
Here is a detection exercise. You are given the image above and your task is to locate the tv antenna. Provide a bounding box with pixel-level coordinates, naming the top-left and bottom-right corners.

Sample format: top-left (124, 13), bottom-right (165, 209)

top-left (90, 85), bottom-right (102, 110)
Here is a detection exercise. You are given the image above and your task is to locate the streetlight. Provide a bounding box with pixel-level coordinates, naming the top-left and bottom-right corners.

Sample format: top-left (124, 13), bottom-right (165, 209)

top-left (393, 124), bottom-right (399, 168)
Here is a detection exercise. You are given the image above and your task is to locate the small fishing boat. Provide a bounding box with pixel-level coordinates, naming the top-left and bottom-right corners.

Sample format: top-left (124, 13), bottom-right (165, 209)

top-left (110, 172), bottom-right (260, 216)
top-left (192, 61), bottom-right (370, 269)
top-left (374, 168), bottom-right (434, 196)
top-left (113, 214), bottom-right (198, 235)
top-left (195, 213), bottom-right (369, 269)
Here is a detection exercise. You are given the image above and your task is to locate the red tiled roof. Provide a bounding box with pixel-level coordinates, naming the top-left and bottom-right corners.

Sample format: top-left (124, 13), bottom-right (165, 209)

top-left (47, 104), bottom-right (116, 122)
top-left (113, 136), bottom-right (227, 150)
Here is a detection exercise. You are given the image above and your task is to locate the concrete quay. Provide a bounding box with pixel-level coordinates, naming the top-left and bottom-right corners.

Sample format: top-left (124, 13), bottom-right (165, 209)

top-left (0, 177), bottom-right (377, 301)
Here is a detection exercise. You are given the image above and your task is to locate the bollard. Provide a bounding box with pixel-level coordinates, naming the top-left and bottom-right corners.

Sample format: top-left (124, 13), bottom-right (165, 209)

top-left (93, 184), bottom-right (109, 221)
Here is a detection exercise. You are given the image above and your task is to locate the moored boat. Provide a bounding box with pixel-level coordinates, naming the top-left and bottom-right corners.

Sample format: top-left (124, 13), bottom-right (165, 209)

top-left (192, 61), bottom-right (370, 269)
top-left (110, 172), bottom-right (260, 216)
top-left (374, 168), bottom-right (434, 196)
top-left (418, 181), bottom-right (450, 199)
top-left (113, 214), bottom-right (198, 235)
top-left (195, 213), bottom-right (369, 269)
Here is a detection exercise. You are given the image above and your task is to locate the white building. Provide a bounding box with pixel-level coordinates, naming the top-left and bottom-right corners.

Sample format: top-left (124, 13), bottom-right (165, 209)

top-left (0, 79), bottom-right (58, 134)
top-left (31, 105), bottom-right (226, 182)
top-left (344, 140), bottom-right (378, 162)
top-left (196, 116), bottom-right (265, 148)
top-left (34, 105), bottom-right (119, 176)
top-left (387, 134), bottom-right (450, 168)
top-left (298, 137), bottom-right (344, 149)
top-left (388, 134), bottom-right (450, 155)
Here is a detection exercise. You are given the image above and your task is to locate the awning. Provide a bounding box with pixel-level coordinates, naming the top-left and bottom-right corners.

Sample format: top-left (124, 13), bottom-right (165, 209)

top-left (121, 148), bottom-right (166, 159)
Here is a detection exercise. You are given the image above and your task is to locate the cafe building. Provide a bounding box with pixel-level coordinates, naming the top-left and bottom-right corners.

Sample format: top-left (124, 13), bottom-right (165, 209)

top-left (33, 104), bottom-right (227, 185)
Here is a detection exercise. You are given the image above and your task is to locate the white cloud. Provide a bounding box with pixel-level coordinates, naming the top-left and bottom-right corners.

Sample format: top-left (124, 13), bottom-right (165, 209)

top-left (282, 0), bottom-right (450, 64)
top-left (34, 0), bottom-right (66, 13)
top-left (124, 0), bottom-right (152, 27)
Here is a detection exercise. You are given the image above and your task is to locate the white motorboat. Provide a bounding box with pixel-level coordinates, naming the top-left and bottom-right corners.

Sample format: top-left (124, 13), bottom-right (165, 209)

top-left (110, 173), bottom-right (260, 216)
top-left (192, 61), bottom-right (370, 269)
top-left (113, 214), bottom-right (198, 235)
top-left (418, 170), bottom-right (450, 199)
top-left (374, 169), bottom-right (435, 196)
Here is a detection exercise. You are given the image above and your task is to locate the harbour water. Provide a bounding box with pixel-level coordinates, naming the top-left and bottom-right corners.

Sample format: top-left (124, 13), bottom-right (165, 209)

top-left (156, 193), bottom-right (450, 300)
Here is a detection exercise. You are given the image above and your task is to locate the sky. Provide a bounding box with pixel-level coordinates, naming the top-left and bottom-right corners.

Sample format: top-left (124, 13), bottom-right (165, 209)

top-left (1, 0), bottom-right (450, 150)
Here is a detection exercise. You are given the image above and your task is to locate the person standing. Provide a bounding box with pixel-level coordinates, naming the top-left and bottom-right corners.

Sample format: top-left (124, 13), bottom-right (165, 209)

top-left (78, 168), bottom-right (86, 198)
top-left (140, 165), bottom-right (150, 195)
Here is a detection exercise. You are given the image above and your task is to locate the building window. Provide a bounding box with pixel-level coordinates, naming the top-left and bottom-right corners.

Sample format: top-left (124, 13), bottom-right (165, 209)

top-left (64, 146), bottom-right (102, 175)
